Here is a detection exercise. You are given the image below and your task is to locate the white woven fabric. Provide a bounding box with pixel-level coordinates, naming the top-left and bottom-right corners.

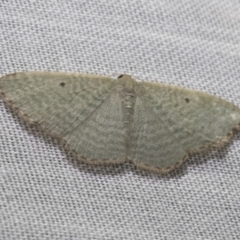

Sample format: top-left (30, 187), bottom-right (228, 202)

top-left (1, 1), bottom-right (240, 239)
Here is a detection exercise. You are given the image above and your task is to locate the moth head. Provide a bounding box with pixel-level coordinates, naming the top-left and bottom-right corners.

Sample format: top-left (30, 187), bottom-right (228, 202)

top-left (118, 74), bottom-right (136, 91)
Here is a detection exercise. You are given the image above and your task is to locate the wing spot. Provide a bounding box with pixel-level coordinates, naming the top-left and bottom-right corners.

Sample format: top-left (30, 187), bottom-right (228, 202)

top-left (60, 82), bottom-right (66, 87)
top-left (118, 75), bottom-right (124, 79)
top-left (185, 98), bottom-right (190, 103)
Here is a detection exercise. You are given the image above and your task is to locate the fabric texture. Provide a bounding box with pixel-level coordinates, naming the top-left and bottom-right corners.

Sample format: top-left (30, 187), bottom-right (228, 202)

top-left (0, 1), bottom-right (240, 239)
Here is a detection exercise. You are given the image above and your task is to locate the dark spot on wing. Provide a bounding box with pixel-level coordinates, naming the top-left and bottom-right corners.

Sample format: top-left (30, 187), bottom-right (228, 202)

top-left (60, 82), bottom-right (66, 87)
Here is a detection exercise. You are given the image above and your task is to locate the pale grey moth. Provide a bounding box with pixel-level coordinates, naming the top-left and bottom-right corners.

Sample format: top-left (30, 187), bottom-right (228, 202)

top-left (0, 72), bottom-right (240, 173)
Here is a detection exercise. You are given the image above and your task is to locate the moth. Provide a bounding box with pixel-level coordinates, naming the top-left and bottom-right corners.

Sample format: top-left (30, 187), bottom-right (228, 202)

top-left (0, 72), bottom-right (240, 173)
